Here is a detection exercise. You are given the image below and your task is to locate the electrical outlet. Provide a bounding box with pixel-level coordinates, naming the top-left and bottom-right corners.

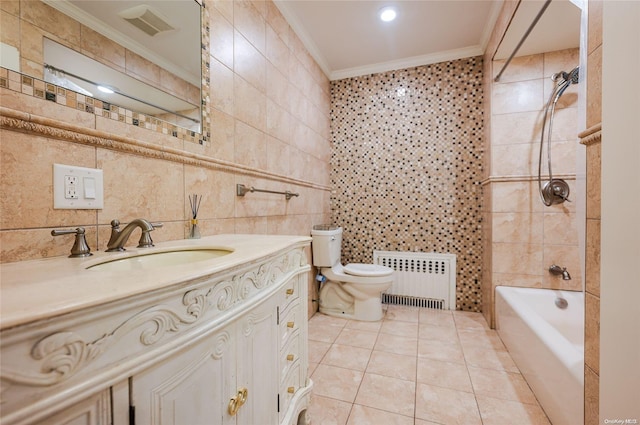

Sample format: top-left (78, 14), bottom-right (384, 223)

top-left (64, 175), bottom-right (79, 199)
top-left (53, 164), bottom-right (104, 209)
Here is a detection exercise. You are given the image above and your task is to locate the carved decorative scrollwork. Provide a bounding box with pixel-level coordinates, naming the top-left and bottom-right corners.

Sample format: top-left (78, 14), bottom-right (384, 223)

top-left (211, 331), bottom-right (230, 360)
top-left (1, 250), bottom-right (307, 387)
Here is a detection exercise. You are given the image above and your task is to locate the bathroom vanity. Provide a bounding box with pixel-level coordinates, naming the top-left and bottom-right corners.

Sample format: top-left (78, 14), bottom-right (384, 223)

top-left (0, 235), bottom-right (312, 425)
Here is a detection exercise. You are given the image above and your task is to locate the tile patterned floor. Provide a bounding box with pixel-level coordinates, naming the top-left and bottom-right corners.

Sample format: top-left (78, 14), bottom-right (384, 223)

top-left (307, 305), bottom-right (551, 425)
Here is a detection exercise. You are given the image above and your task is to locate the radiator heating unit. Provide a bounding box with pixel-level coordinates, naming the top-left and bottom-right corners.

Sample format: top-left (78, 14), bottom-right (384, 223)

top-left (373, 251), bottom-right (457, 310)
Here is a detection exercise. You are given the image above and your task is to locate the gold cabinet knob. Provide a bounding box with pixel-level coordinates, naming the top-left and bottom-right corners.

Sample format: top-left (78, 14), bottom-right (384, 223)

top-left (228, 387), bottom-right (248, 416)
top-left (287, 386), bottom-right (295, 394)
top-left (286, 288), bottom-right (294, 295)
top-left (228, 396), bottom-right (239, 416)
top-left (286, 354), bottom-right (294, 361)
top-left (237, 387), bottom-right (248, 406)
top-left (287, 321), bottom-right (295, 328)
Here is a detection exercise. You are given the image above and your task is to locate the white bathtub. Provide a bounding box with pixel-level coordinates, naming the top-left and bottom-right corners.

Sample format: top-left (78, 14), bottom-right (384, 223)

top-left (495, 286), bottom-right (584, 425)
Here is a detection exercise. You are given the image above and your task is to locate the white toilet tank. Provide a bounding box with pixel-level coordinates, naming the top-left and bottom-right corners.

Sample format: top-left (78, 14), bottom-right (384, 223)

top-left (311, 225), bottom-right (342, 267)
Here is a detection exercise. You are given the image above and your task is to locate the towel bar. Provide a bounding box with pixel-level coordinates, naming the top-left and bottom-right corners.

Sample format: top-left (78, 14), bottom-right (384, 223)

top-left (236, 184), bottom-right (299, 200)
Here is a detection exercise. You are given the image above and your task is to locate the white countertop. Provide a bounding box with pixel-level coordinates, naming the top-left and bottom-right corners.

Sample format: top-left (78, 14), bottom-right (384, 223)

top-left (0, 234), bottom-right (311, 331)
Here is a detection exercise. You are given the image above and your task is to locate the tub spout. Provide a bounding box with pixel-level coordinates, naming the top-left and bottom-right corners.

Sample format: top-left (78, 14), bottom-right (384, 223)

top-left (549, 264), bottom-right (571, 280)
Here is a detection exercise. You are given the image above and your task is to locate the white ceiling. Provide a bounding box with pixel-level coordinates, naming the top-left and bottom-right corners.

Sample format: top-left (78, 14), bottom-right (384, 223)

top-left (274, 0), bottom-right (582, 81)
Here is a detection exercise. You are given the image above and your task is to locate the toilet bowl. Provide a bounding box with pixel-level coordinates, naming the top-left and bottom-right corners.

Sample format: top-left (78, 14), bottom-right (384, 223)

top-left (311, 225), bottom-right (394, 321)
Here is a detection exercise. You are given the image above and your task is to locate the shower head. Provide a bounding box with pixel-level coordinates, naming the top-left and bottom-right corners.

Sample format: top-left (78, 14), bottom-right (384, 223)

top-left (567, 66), bottom-right (579, 84)
top-left (551, 67), bottom-right (580, 84)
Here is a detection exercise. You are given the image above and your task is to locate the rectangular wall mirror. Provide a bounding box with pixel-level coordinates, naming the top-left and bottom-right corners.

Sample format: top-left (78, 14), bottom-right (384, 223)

top-left (0, 0), bottom-right (209, 143)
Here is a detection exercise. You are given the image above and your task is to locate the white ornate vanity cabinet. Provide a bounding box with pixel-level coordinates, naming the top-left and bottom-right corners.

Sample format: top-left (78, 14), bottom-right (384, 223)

top-left (0, 235), bottom-right (312, 425)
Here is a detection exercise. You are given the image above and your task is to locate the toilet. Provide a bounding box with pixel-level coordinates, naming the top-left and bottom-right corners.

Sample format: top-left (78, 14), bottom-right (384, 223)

top-left (311, 225), bottom-right (394, 321)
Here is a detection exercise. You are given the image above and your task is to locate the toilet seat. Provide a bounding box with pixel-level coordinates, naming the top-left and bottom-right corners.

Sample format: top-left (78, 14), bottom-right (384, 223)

top-left (343, 263), bottom-right (393, 277)
top-left (321, 264), bottom-right (394, 285)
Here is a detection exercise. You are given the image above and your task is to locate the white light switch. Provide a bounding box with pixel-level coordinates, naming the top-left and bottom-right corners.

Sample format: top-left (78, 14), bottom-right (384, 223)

top-left (53, 164), bottom-right (104, 209)
top-left (83, 177), bottom-right (96, 199)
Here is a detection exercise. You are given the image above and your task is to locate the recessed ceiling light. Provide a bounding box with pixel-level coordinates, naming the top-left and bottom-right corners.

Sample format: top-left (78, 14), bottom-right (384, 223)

top-left (379, 6), bottom-right (397, 22)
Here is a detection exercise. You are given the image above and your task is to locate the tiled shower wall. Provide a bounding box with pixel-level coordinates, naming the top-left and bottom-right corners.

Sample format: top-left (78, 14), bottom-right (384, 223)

top-left (482, 45), bottom-right (583, 327)
top-left (330, 58), bottom-right (484, 312)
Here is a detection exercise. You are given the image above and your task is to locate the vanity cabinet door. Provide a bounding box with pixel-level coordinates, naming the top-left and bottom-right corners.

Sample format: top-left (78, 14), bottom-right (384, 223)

top-left (235, 297), bottom-right (279, 425)
top-left (130, 325), bottom-right (237, 425)
top-left (31, 390), bottom-right (110, 425)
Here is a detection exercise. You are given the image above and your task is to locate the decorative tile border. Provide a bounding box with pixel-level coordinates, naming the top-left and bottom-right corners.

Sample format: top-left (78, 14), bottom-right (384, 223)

top-left (579, 123), bottom-right (602, 146)
top-left (0, 106), bottom-right (331, 191)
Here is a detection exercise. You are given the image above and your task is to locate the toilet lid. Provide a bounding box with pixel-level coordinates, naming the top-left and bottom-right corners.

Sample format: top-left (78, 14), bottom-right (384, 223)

top-left (343, 263), bottom-right (394, 277)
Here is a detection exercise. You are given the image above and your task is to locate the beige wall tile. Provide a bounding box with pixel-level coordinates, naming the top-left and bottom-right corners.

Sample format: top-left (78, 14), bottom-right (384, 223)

top-left (1, 227), bottom-right (98, 263)
top-left (266, 62), bottom-right (291, 112)
top-left (266, 98), bottom-right (291, 142)
top-left (492, 273), bottom-right (543, 289)
top-left (491, 111), bottom-right (541, 145)
top-left (265, 24), bottom-right (289, 77)
top-left (543, 212), bottom-right (578, 246)
top-left (234, 0), bottom-right (266, 55)
top-left (492, 242), bottom-right (543, 275)
top-left (586, 46), bottom-right (602, 128)
top-left (543, 48), bottom-right (580, 79)
top-left (96, 149), bottom-right (184, 231)
top-left (233, 74), bottom-right (266, 131)
top-left (492, 79), bottom-right (543, 115)
top-left (492, 54), bottom-right (543, 83)
top-left (585, 292), bottom-right (600, 374)
top-left (210, 7), bottom-right (234, 69)
top-left (588, 0), bottom-right (603, 55)
top-left (212, 0), bottom-right (233, 23)
top-left (491, 181), bottom-right (542, 213)
top-left (493, 212), bottom-right (543, 244)
top-left (265, 135), bottom-right (291, 176)
top-left (234, 120), bottom-right (267, 170)
top-left (234, 30), bottom-right (266, 93)
top-left (585, 365), bottom-right (599, 425)
top-left (490, 143), bottom-right (537, 177)
top-left (265, 1), bottom-right (289, 47)
top-left (208, 108), bottom-right (235, 162)
top-left (209, 58), bottom-right (235, 115)
top-left (20, 0), bottom-right (80, 47)
top-left (234, 216), bottom-right (268, 234)
top-left (1, 9), bottom-right (20, 50)
top-left (586, 142), bottom-right (601, 219)
top-left (0, 1), bottom-right (19, 15)
top-left (585, 218), bottom-right (601, 297)
top-left (184, 167), bottom-right (235, 219)
top-left (0, 130), bottom-right (97, 230)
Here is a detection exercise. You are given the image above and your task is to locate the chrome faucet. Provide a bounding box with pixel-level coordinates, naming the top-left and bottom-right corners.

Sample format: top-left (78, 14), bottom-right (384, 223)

top-left (549, 264), bottom-right (571, 280)
top-left (106, 219), bottom-right (162, 252)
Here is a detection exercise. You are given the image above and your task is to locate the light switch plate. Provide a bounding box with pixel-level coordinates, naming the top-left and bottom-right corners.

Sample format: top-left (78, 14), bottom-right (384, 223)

top-left (53, 164), bottom-right (104, 209)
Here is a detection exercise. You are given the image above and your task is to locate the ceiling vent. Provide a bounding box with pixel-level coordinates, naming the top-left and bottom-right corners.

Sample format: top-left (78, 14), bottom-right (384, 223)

top-left (118, 5), bottom-right (175, 37)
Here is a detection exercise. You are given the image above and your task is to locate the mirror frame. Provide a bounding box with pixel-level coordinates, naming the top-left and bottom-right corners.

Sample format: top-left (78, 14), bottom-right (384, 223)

top-left (0, 0), bottom-right (210, 146)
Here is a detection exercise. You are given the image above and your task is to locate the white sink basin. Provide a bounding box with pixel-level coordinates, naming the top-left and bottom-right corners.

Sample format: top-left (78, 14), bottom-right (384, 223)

top-left (87, 249), bottom-right (233, 271)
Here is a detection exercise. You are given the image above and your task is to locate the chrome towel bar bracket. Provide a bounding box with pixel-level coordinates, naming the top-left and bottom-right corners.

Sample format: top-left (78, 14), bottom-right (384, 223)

top-left (236, 184), bottom-right (299, 200)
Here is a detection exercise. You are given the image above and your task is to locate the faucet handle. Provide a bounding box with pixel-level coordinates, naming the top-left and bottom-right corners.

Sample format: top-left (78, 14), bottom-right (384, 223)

top-left (52, 227), bottom-right (92, 258)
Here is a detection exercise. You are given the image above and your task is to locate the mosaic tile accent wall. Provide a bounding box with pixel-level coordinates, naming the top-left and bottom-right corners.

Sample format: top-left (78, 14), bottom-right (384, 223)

top-left (330, 57), bottom-right (484, 311)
